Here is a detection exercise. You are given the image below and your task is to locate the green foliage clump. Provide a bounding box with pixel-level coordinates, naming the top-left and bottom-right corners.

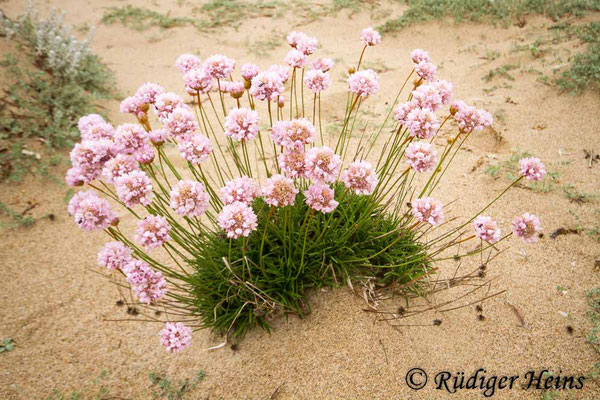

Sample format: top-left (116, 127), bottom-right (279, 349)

top-left (148, 370), bottom-right (206, 399)
top-left (0, 6), bottom-right (114, 181)
top-left (101, 5), bottom-right (196, 31)
top-left (556, 22), bottom-right (600, 93)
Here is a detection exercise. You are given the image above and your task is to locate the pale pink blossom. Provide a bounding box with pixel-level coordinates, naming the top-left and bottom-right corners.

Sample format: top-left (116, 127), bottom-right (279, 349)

top-left (305, 69), bottom-right (331, 93)
top-left (348, 69), bottom-right (379, 97)
top-left (415, 60), bottom-right (437, 81)
top-left (133, 144), bottom-right (155, 165)
top-left (97, 241), bottom-right (133, 270)
top-left (341, 160), bottom-right (378, 195)
top-left (102, 154), bottom-right (139, 183)
top-left (164, 107), bottom-right (198, 139)
top-left (250, 71), bottom-right (285, 101)
top-left (285, 49), bottom-right (307, 68)
top-left (170, 180), bottom-right (210, 217)
top-left (65, 167), bottom-right (85, 186)
top-left (278, 144), bottom-right (306, 178)
top-left (473, 216), bottom-right (501, 244)
top-left (220, 176), bottom-right (260, 205)
top-left (271, 118), bottom-right (315, 147)
top-left (124, 259), bottom-right (167, 304)
top-left (114, 123), bottom-right (148, 155)
top-left (160, 322), bottom-right (192, 353)
top-left (287, 31), bottom-right (306, 48)
top-left (148, 129), bottom-right (169, 146)
top-left (119, 96), bottom-right (146, 118)
top-left (412, 84), bottom-right (443, 111)
top-left (175, 54), bottom-right (202, 74)
top-left (222, 81), bottom-right (245, 98)
top-left (393, 100), bottom-right (418, 125)
top-left (432, 79), bottom-right (454, 105)
top-left (519, 157), bottom-right (546, 181)
top-left (241, 63), bottom-right (260, 81)
top-left (360, 27), bottom-right (381, 46)
top-left (114, 170), bottom-right (154, 207)
top-left (77, 114), bottom-right (105, 133)
top-left (405, 108), bottom-right (440, 139)
top-left (268, 64), bottom-right (291, 83)
top-left (262, 174), bottom-right (299, 207)
top-left (217, 201), bottom-right (258, 239)
top-left (203, 54), bottom-right (236, 79)
top-left (410, 49), bottom-right (431, 64)
top-left (310, 57), bottom-right (334, 72)
top-left (154, 92), bottom-right (185, 120)
top-left (69, 139), bottom-right (115, 181)
top-left (452, 101), bottom-right (493, 133)
top-left (224, 108), bottom-right (259, 141)
top-left (135, 215), bottom-right (171, 250)
top-left (67, 191), bottom-right (118, 230)
top-left (304, 183), bottom-right (338, 213)
top-left (305, 146), bottom-right (342, 183)
top-left (511, 213), bottom-right (541, 243)
top-left (405, 141), bottom-right (437, 173)
top-left (177, 134), bottom-right (212, 165)
top-left (411, 197), bottom-right (444, 226)
top-left (183, 68), bottom-right (213, 94)
top-left (135, 82), bottom-right (165, 105)
top-left (78, 115), bottom-right (114, 141)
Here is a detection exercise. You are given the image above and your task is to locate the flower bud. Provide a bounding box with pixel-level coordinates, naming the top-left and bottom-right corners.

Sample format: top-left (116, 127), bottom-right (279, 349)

top-left (348, 66), bottom-right (356, 75)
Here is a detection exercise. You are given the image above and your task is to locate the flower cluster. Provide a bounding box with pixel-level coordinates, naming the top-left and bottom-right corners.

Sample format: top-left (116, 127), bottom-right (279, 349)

top-left (124, 259), bottom-right (167, 304)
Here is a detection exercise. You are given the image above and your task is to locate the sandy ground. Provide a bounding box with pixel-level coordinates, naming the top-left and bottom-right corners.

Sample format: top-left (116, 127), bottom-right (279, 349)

top-left (1, 0), bottom-right (600, 398)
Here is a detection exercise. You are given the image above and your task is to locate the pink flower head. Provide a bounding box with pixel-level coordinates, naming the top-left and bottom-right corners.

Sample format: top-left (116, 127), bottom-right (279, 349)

top-left (177, 133), bottom-right (212, 165)
top-left (393, 100), bottom-right (418, 125)
top-left (217, 201), bottom-right (258, 239)
top-left (271, 118), bottom-right (315, 147)
top-left (415, 60), bottom-right (437, 81)
top-left (432, 79), bottom-right (453, 105)
top-left (175, 54), bottom-right (202, 74)
top-left (411, 197), bottom-right (444, 226)
top-left (304, 182), bottom-right (338, 213)
top-left (154, 92), bottom-right (185, 120)
top-left (135, 215), bottom-right (171, 251)
top-left (311, 57), bottom-right (335, 72)
top-left (453, 101), bottom-right (493, 133)
top-left (360, 27), bottom-right (381, 46)
top-left (65, 167), bottom-right (85, 187)
top-left (410, 49), bottom-right (431, 64)
top-left (220, 176), bottom-right (260, 205)
top-left (341, 160), bottom-right (378, 195)
top-left (135, 82), bottom-right (165, 105)
top-left (119, 95), bottom-right (146, 118)
top-left (405, 141), bottom-right (438, 173)
top-left (221, 81), bottom-right (245, 98)
top-left (114, 123), bottom-right (148, 155)
top-left (278, 95), bottom-right (285, 108)
top-left (203, 54), bottom-right (236, 79)
top-left (406, 108), bottom-right (440, 139)
top-left (133, 144), bottom-right (155, 165)
top-left (97, 241), bottom-right (133, 270)
top-left (114, 170), bottom-right (154, 208)
top-left (170, 180), bottom-right (210, 217)
top-left (297, 35), bottom-right (318, 56)
top-left (160, 322), bottom-right (192, 353)
top-left (241, 63), bottom-right (260, 81)
top-left (262, 174), bottom-right (299, 207)
top-left (287, 31), bottom-right (306, 48)
top-left (348, 69), bottom-right (379, 97)
top-left (67, 190), bottom-right (118, 230)
top-left (78, 115), bottom-right (114, 141)
top-left (224, 108), bottom-right (259, 141)
top-left (519, 157), bottom-right (546, 181)
top-left (473, 216), bottom-right (501, 244)
top-left (164, 107), bottom-right (198, 139)
top-left (148, 129), bottom-right (169, 146)
top-left (285, 49), bottom-right (308, 68)
top-left (305, 69), bottom-right (331, 93)
top-left (70, 139), bottom-right (115, 180)
top-left (102, 153), bottom-right (139, 183)
top-left (77, 114), bottom-right (104, 133)
top-left (305, 146), bottom-right (342, 183)
top-left (412, 84), bottom-right (443, 111)
top-left (183, 68), bottom-right (213, 94)
top-left (124, 260), bottom-right (167, 304)
top-left (278, 144), bottom-right (306, 178)
top-left (268, 64), bottom-right (291, 83)
top-left (250, 71), bottom-right (285, 101)
top-left (511, 213), bottom-right (541, 243)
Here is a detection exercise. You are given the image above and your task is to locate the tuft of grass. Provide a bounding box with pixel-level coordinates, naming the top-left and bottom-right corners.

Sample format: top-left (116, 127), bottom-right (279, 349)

top-left (148, 370), bottom-right (206, 399)
top-left (101, 5), bottom-right (195, 30)
top-left (0, 202), bottom-right (37, 228)
top-left (194, 0), bottom-right (285, 30)
top-left (484, 63), bottom-right (520, 82)
top-left (556, 21), bottom-right (600, 93)
top-left (0, 338), bottom-right (15, 352)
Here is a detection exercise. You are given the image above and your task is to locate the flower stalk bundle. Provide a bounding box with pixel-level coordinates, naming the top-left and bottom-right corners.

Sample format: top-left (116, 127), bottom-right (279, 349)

top-left (66, 27), bottom-right (545, 352)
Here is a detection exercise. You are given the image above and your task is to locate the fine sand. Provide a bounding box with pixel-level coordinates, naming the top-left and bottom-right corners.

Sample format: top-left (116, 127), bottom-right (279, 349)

top-left (1, 1), bottom-right (600, 399)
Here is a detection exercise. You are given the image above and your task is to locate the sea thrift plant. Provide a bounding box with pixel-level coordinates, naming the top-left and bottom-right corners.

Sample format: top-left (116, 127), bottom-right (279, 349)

top-left (66, 27), bottom-right (544, 351)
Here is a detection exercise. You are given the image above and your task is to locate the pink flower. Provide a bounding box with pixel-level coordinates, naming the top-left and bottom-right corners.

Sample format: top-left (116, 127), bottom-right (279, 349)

top-left (412, 84), bottom-right (443, 111)
top-left (160, 322), bottom-right (192, 353)
top-left (262, 174), bottom-right (298, 207)
top-left (278, 144), bottom-right (306, 178)
top-left (297, 35), bottom-right (318, 56)
top-left (348, 69), bottom-right (379, 97)
top-left (78, 115), bottom-right (114, 141)
top-left (135, 215), bottom-right (171, 250)
top-left (267, 64), bottom-right (291, 83)
top-left (135, 82), bottom-right (165, 105)
top-left (511, 213), bottom-right (541, 243)
top-left (311, 57), bottom-right (334, 72)
top-left (97, 241), bottom-right (133, 270)
top-left (170, 180), bottom-right (210, 217)
top-left (77, 114), bottom-right (105, 133)
top-left (177, 133), bottom-right (212, 165)
top-left (154, 92), bottom-right (185, 120)
top-left (415, 60), bottom-right (437, 81)
top-left (305, 146), bottom-right (342, 183)
top-left (241, 63), bottom-right (260, 81)
top-left (221, 81), bottom-right (245, 98)
top-left (405, 108), bottom-right (440, 139)
top-left (114, 170), bottom-right (154, 207)
top-left (102, 154), bottom-right (139, 183)
top-left (285, 49), bottom-right (308, 68)
top-left (287, 31), bottom-right (306, 48)
top-left (410, 49), bottom-right (431, 64)
top-left (70, 139), bottom-right (115, 181)
top-left (278, 95), bottom-right (285, 108)
top-left (65, 167), bottom-right (85, 186)
top-left (304, 183), bottom-right (338, 213)
top-left (360, 27), bottom-right (381, 46)
top-left (519, 157), bottom-right (546, 181)
top-left (67, 191), bottom-right (118, 230)
top-left (183, 68), bottom-right (213, 94)
top-left (432, 79), bottom-right (453, 105)
top-left (224, 108), bottom-right (259, 141)
top-left (411, 197), bottom-right (444, 226)
top-left (203, 54), bottom-right (236, 79)
top-left (452, 101), bottom-right (493, 133)
top-left (220, 176), bottom-right (260, 205)
top-left (341, 160), bottom-right (378, 195)
top-left (175, 54), bottom-right (202, 74)
top-left (305, 69), bottom-right (331, 93)
top-left (119, 96), bottom-right (146, 118)
top-left (164, 107), bottom-right (198, 139)
top-left (250, 71), bottom-right (285, 101)
top-left (133, 144), bottom-right (155, 165)
top-left (271, 118), bottom-right (315, 147)
top-left (124, 260), bottom-right (167, 304)
top-left (393, 100), bottom-right (418, 125)
top-left (405, 141), bottom-right (437, 173)
top-left (148, 129), bottom-right (169, 146)
top-left (114, 123), bottom-right (148, 155)
top-left (473, 216), bottom-right (501, 244)
top-left (217, 201), bottom-right (258, 238)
